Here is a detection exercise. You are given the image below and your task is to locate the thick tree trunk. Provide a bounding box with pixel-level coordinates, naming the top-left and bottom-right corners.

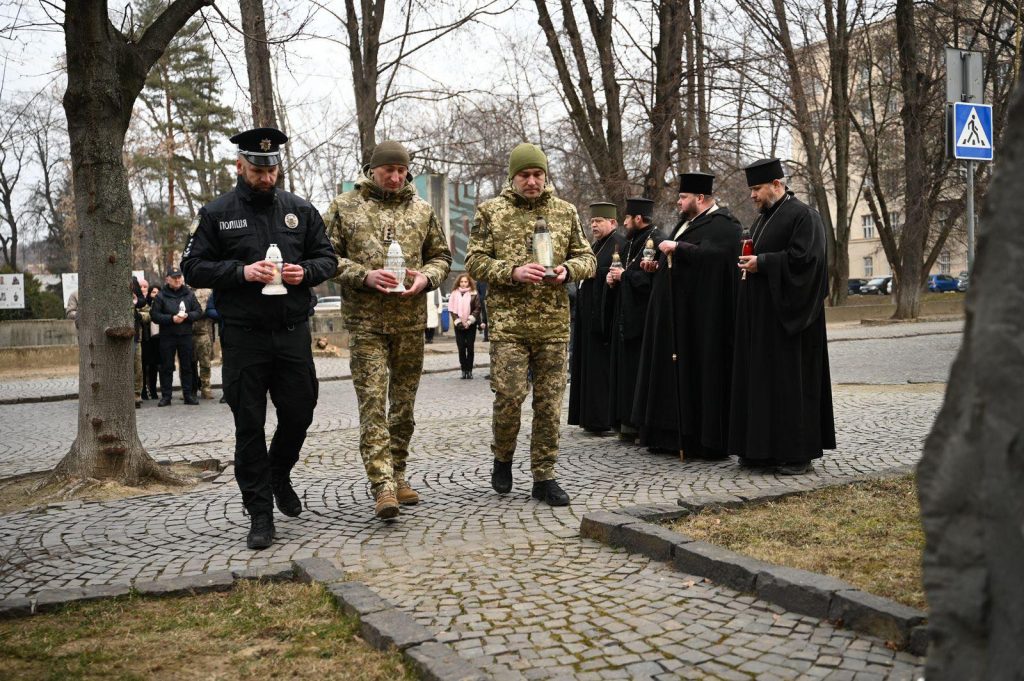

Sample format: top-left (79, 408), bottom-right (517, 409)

top-left (50, 0), bottom-right (209, 486)
top-left (239, 0), bottom-right (278, 129)
top-left (892, 0), bottom-right (926, 318)
top-left (826, 0), bottom-right (851, 307)
top-left (918, 77), bottom-right (1024, 679)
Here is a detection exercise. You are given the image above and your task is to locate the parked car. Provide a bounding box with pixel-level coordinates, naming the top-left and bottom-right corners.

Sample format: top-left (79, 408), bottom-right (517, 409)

top-left (313, 295), bottom-right (342, 312)
top-left (927, 274), bottom-right (959, 293)
top-left (956, 271), bottom-right (969, 292)
top-left (860, 276), bottom-right (891, 295)
top-left (847, 278), bottom-right (867, 295)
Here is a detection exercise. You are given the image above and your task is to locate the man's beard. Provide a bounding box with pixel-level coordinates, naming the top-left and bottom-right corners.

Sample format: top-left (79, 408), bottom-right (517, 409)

top-left (760, 193), bottom-right (783, 212)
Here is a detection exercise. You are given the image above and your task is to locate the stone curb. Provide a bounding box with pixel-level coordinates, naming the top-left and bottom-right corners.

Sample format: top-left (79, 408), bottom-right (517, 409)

top-left (582, 486), bottom-right (929, 655)
top-left (0, 361), bottom-right (490, 406)
top-left (0, 558), bottom-right (492, 680)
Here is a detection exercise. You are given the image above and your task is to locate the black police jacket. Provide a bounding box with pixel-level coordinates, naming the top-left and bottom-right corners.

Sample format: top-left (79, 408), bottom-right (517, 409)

top-left (180, 177), bottom-right (338, 330)
top-left (150, 285), bottom-right (202, 336)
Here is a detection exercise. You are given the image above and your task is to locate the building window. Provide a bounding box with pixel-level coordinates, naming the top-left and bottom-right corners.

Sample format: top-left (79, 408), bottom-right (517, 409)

top-left (863, 256), bottom-right (873, 277)
top-left (862, 214), bottom-right (875, 239)
top-left (939, 250), bottom-right (951, 274)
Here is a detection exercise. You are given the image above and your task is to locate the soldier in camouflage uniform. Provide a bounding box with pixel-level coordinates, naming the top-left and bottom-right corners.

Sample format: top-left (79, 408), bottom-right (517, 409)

top-left (465, 143), bottom-right (596, 506)
top-left (191, 287), bottom-right (215, 400)
top-left (324, 141), bottom-right (452, 519)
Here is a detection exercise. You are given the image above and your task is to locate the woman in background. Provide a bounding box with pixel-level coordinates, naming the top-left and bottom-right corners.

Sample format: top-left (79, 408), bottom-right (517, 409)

top-left (449, 273), bottom-right (480, 379)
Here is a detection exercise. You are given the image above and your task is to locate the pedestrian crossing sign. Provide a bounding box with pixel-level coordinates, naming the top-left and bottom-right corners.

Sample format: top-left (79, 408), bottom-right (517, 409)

top-left (953, 102), bottom-right (993, 161)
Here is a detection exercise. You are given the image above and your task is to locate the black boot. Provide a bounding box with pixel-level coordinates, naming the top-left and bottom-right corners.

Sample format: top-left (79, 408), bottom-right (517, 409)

top-left (246, 512), bottom-right (275, 550)
top-left (272, 476), bottom-right (303, 517)
top-left (532, 479), bottom-right (570, 506)
top-left (491, 459), bottom-right (513, 494)
top-left (158, 396), bottom-right (171, 407)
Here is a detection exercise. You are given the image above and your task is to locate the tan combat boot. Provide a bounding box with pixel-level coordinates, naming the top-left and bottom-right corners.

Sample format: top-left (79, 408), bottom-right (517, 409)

top-left (396, 481), bottom-right (420, 505)
top-left (201, 387), bottom-right (213, 400)
top-left (374, 489), bottom-right (399, 519)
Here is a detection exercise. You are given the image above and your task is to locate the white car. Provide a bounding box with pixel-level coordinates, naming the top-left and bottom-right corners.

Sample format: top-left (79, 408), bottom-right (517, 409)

top-left (314, 295), bottom-right (342, 312)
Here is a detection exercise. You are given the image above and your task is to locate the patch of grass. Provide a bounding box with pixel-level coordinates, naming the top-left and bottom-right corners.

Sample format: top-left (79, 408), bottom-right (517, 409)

top-left (670, 474), bottom-right (926, 610)
top-left (0, 580), bottom-right (413, 681)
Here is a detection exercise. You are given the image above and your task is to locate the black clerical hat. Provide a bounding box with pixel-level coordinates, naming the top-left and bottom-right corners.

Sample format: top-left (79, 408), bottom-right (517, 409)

top-left (625, 197), bottom-right (654, 220)
top-left (678, 172), bottom-right (715, 195)
top-left (743, 158), bottom-right (785, 187)
top-left (230, 127), bottom-right (288, 167)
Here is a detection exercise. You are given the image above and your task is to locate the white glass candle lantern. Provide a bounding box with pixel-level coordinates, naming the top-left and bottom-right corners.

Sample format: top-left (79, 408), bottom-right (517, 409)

top-left (385, 240), bottom-right (407, 292)
top-left (262, 243), bottom-right (288, 296)
top-left (533, 215), bottom-right (556, 278)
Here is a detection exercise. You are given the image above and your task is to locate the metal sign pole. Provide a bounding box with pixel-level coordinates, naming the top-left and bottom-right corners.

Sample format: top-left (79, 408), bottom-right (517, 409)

top-left (966, 160), bottom-right (975, 273)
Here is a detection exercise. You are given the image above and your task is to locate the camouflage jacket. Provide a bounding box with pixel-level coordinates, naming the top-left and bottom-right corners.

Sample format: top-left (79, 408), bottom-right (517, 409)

top-left (465, 184), bottom-right (596, 343)
top-left (191, 288), bottom-right (214, 336)
top-left (324, 173), bottom-right (452, 334)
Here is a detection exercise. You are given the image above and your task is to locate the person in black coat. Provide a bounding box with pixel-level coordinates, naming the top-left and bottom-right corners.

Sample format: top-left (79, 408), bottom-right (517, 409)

top-left (180, 127), bottom-right (339, 550)
top-left (732, 158), bottom-right (836, 475)
top-left (632, 172), bottom-right (742, 459)
top-left (604, 197), bottom-right (665, 442)
top-left (568, 201), bottom-right (624, 434)
top-left (150, 267), bottom-right (203, 406)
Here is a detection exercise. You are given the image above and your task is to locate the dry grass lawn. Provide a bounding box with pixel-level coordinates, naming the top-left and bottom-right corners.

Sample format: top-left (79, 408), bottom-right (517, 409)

top-left (670, 474), bottom-right (926, 610)
top-left (0, 580), bottom-right (412, 681)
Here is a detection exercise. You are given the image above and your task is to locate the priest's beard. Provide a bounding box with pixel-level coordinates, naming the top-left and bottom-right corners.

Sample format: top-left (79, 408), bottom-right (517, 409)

top-left (760, 193), bottom-right (785, 213)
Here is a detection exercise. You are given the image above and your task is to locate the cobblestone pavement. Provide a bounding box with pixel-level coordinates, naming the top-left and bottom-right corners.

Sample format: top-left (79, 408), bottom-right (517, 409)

top-left (0, 365), bottom-right (937, 678)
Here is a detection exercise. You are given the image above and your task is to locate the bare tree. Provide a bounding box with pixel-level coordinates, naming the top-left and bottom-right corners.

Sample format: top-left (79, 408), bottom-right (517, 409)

top-left (533, 0), bottom-right (629, 206)
top-left (0, 101), bottom-right (29, 270)
top-left (47, 0), bottom-right (214, 488)
top-left (315, 0), bottom-right (513, 165)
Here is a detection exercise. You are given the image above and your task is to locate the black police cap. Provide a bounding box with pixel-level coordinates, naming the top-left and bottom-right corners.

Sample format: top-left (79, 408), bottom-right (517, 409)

top-left (230, 127), bottom-right (288, 167)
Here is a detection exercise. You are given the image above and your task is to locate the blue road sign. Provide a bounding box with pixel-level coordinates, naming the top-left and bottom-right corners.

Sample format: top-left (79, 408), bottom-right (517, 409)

top-left (953, 102), bottom-right (993, 161)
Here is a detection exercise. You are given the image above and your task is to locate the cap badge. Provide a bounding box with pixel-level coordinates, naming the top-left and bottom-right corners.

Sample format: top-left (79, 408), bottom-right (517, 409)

top-left (285, 213), bottom-right (299, 229)
top-left (260, 138), bottom-right (272, 152)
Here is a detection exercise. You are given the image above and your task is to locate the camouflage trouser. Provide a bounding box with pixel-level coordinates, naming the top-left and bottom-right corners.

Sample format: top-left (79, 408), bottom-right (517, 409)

top-left (349, 330), bottom-right (425, 497)
top-left (489, 341), bottom-right (568, 481)
top-left (193, 333), bottom-right (213, 392)
top-left (134, 340), bottom-right (142, 399)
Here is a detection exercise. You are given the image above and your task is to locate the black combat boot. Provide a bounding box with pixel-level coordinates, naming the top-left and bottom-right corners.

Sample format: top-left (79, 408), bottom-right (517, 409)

top-left (271, 476), bottom-right (303, 517)
top-left (491, 459), bottom-right (513, 494)
top-left (247, 513), bottom-right (275, 550)
top-left (532, 479), bottom-right (570, 506)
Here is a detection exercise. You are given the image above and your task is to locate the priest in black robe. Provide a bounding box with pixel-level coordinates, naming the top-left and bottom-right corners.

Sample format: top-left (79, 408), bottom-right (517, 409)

top-left (605, 197), bottom-right (665, 442)
top-left (731, 158), bottom-right (836, 475)
top-left (568, 202), bottom-right (625, 433)
top-left (632, 172), bottom-right (742, 458)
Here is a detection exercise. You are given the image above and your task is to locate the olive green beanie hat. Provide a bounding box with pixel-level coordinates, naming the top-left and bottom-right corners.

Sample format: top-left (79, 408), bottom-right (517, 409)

top-left (507, 143), bottom-right (548, 180)
top-left (369, 140), bottom-right (411, 168)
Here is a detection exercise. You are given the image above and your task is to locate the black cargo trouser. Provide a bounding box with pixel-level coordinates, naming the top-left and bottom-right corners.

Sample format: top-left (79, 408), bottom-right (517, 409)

top-left (221, 321), bottom-right (318, 515)
top-left (159, 333), bottom-right (194, 399)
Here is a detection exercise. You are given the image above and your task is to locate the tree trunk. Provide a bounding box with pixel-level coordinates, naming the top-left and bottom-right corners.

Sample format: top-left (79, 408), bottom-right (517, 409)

top-left (51, 0), bottom-right (210, 486)
top-left (826, 0), bottom-right (852, 307)
top-left (694, 0), bottom-right (710, 171)
top-left (917, 77), bottom-right (1024, 679)
top-left (239, 0), bottom-right (278, 129)
top-left (645, 0), bottom-right (684, 199)
top-left (893, 0), bottom-right (926, 318)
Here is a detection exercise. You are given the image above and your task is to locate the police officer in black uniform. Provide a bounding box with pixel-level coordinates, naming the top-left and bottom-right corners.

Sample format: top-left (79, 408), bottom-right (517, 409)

top-left (180, 127), bottom-right (338, 550)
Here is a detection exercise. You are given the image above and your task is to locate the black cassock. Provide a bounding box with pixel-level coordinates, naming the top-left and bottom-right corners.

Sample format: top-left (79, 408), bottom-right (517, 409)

top-left (729, 191), bottom-right (836, 463)
top-left (569, 232), bottom-right (625, 431)
top-left (632, 206), bottom-right (742, 457)
top-left (605, 226), bottom-right (665, 431)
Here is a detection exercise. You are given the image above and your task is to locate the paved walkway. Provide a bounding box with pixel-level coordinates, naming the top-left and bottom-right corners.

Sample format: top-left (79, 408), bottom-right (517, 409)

top-left (0, 366), bottom-right (938, 679)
